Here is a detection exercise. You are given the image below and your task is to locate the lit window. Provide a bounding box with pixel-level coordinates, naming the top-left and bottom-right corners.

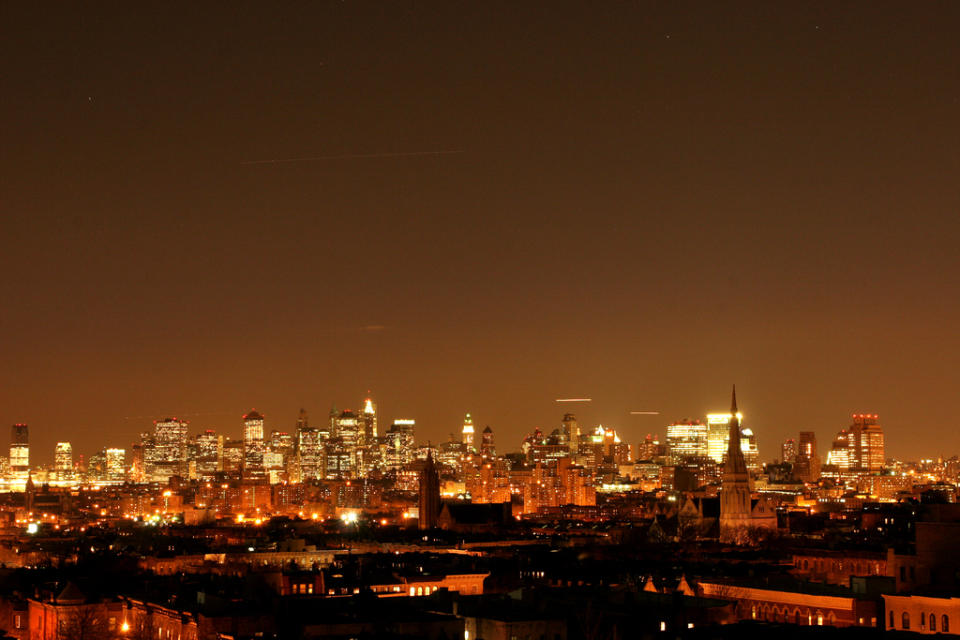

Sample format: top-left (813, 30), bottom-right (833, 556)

top-left (660, 622), bottom-right (666, 631)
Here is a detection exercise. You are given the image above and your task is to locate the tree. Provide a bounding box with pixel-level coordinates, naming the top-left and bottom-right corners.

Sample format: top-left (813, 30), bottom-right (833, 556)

top-left (57, 604), bottom-right (114, 640)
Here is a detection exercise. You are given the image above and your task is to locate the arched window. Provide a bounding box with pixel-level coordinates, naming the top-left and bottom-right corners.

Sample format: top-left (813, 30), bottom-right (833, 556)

top-left (417, 587), bottom-right (423, 596)
top-left (930, 613), bottom-right (936, 631)
top-left (795, 610), bottom-right (802, 625)
top-left (921, 613), bottom-right (926, 629)
top-left (890, 611), bottom-right (895, 629)
top-left (902, 612), bottom-right (910, 630)
top-left (943, 615), bottom-right (949, 632)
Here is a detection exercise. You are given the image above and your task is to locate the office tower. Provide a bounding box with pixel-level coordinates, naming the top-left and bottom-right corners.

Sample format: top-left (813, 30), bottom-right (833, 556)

top-left (9, 424), bottom-right (29, 476)
top-left (480, 425), bottom-right (495, 458)
top-left (462, 413), bottom-right (475, 452)
top-left (781, 438), bottom-right (797, 464)
top-left (384, 419), bottom-right (416, 470)
top-left (666, 420), bottom-right (709, 462)
top-left (636, 434), bottom-right (659, 461)
top-left (295, 408), bottom-right (309, 432)
top-left (195, 430), bottom-right (222, 478)
top-left (54, 442), bottom-right (73, 479)
top-left (418, 451), bottom-right (441, 530)
top-left (562, 413), bottom-right (580, 452)
top-left (105, 448), bottom-right (126, 481)
top-left (152, 418), bottom-right (188, 481)
top-left (243, 410), bottom-right (266, 480)
top-left (827, 429), bottom-right (851, 470)
top-left (706, 414), bottom-right (735, 463)
top-left (222, 439), bottom-right (243, 474)
top-left (335, 410), bottom-right (359, 450)
top-left (719, 386), bottom-right (752, 538)
top-left (850, 413), bottom-right (885, 472)
top-left (361, 397), bottom-right (377, 445)
top-left (297, 427), bottom-right (324, 480)
top-left (794, 431), bottom-right (820, 482)
top-left (130, 444), bottom-right (145, 482)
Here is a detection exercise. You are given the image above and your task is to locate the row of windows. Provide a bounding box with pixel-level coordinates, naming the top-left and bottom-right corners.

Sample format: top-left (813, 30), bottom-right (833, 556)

top-left (890, 611), bottom-right (950, 632)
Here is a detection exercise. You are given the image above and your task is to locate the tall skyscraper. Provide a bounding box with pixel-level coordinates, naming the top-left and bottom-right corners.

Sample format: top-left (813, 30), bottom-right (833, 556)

top-left (827, 429), bottom-right (851, 470)
top-left (152, 418), bottom-right (188, 481)
top-left (719, 386), bottom-right (752, 540)
top-left (462, 413), bottom-right (475, 452)
top-left (562, 413), bottom-right (580, 452)
top-left (297, 426), bottom-right (324, 481)
top-left (706, 413), bottom-right (735, 463)
top-left (243, 410), bottom-right (266, 480)
top-left (666, 420), bottom-right (708, 461)
top-left (418, 451), bottom-right (441, 530)
top-left (781, 438), bottom-right (797, 464)
top-left (480, 425), bottom-right (495, 458)
top-left (361, 397), bottom-right (378, 445)
top-left (105, 448), bottom-right (126, 481)
top-left (195, 430), bottom-right (222, 478)
top-left (849, 413), bottom-right (885, 472)
top-left (54, 442), bottom-right (73, 479)
top-left (794, 431), bottom-right (820, 482)
top-left (9, 424), bottom-right (29, 477)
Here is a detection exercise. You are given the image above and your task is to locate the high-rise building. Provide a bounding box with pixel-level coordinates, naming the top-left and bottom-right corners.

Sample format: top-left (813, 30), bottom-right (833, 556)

top-left (105, 448), bottom-right (126, 481)
top-left (849, 413), bottom-right (885, 473)
top-left (9, 424), bottom-right (29, 477)
top-left (462, 413), bottom-right (475, 453)
top-left (562, 413), bottom-right (580, 452)
top-left (361, 397), bottom-right (378, 446)
top-left (706, 414), bottom-right (736, 463)
top-left (827, 429), bottom-right (851, 470)
top-left (666, 420), bottom-right (708, 462)
top-left (243, 410), bottom-right (266, 480)
top-left (418, 451), bottom-right (441, 530)
top-left (384, 419), bottom-right (415, 470)
top-left (54, 442), bottom-right (73, 479)
top-left (152, 418), bottom-right (188, 481)
top-left (781, 438), bottom-right (797, 464)
top-left (297, 427), bottom-right (324, 481)
top-left (794, 431), bottom-right (820, 482)
top-left (195, 430), bottom-right (222, 478)
top-left (480, 425), bottom-right (495, 458)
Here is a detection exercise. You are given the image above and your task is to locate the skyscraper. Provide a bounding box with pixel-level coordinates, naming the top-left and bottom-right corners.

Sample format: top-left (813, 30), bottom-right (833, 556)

top-left (562, 413), bottom-right (580, 452)
top-left (794, 431), bottom-right (820, 482)
top-left (9, 424), bottom-right (29, 477)
top-left (462, 413), bottom-right (475, 452)
top-left (666, 420), bottom-right (708, 462)
top-left (152, 418), bottom-right (188, 481)
top-left (849, 413), bottom-right (885, 473)
top-left (105, 448), bottom-right (126, 481)
top-left (781, 438), bottom-right (797, 464)
top-left (361, 397), bottom-right (378, 445)
top-left (480, 425), bottom-right (495, 458)
top-left (418, 451), bottom-right (441, 530)
top-left (243, 410), bottom-right (266, 480)
top-left (54, 442), bottom-right (73, 480)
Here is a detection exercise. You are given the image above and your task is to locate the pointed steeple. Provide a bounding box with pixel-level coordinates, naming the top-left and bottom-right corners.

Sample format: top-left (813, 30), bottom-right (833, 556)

top-left (730, 384), bottom-right (738, 414)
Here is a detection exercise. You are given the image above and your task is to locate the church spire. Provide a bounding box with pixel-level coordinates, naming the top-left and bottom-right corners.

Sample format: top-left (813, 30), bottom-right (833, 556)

top-left (730, 384), bottom-right (738, 414)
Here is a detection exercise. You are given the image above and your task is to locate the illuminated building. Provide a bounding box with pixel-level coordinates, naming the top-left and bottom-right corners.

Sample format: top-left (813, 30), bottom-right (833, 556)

top-left (462, 413), bottom-right (475, 453)
top-left (706, 414), bottom-right (734, 463)
top-left (264, 450), bottom-right (285, 483)
top-left (794, 431), bottom-right (820, 482)
top-left (666, 420), bottom-right (708, 462)
top-left (384, 419), bottom-right (415, 470)
top-left (334, 410), bottom-right (359, 453)
top-left (361, 397), bottom-right (378, 445)
top-left (54, 442), bottom-right (73, 480)
top-left (105, 448), bottom-right (126, 481)
top-left (480, 425), bottom-right (495, 458)
top-left (222, 439), bottom-right (243, 474)
top-left (195, 430), bottom-right (222, 478)
top-left (562, 413), bottom-right (580, 452)
top-left (636, 434), bottom-right (660, 461)
top-left (827, 430), bottom-right (851, 470)
top-left (706, 411), bottom-right (759, 473)
top-left (242, 410), bottom-right (266, 480)
top-left (850, 413), bottom-right (885, 473)
top-left (325, 441), bottom-right (352, 478)
top-left (418, 451), bottom-right (441, 530)
top-left (9, 423), bottom-right (29, 477)
top-left (297, 426), bottom-right (325, 481)
top-left (151, 418), bottom-right (188, 481)
top-left (782, 438), bottom-right (797, 464)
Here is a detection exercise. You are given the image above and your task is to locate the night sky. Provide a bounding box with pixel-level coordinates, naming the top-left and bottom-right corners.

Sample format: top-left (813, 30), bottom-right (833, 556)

top-left (3, 2), bottom-right (960, 463)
